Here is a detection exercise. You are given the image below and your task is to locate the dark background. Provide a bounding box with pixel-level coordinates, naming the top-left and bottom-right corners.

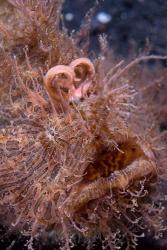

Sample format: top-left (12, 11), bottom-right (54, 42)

top-left (63, 0), bottom-right (167, 57)
top-left (1, 0), bottom-right (167, 249)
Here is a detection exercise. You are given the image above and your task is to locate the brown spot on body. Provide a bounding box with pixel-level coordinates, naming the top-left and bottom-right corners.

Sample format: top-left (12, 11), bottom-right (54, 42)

top-left (84, 141), bottom-right (143, 181)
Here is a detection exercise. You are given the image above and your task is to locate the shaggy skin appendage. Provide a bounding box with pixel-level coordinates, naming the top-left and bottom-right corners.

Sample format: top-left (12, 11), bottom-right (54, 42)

top-left (0, 1), bottom-right (167, 249)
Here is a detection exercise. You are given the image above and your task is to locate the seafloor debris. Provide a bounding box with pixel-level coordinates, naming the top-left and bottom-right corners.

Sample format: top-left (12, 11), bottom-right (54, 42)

top-left (96, 11), bottom-right (112, 24)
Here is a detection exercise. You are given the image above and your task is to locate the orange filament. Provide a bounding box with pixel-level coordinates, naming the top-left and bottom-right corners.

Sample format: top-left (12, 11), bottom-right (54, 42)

top-left (44, 58), bottom-right (95, 112)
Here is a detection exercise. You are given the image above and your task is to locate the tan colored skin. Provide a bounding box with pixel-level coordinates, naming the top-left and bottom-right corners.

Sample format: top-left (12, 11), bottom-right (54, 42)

top-left (0, 55), bottom-right (161, 250)
top-left (61, 138), bottom-right (157, 217)
top-left (44, 59), bottom-right (157, 218)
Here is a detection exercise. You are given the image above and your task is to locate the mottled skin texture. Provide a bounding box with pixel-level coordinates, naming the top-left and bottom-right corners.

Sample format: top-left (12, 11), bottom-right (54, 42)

top-left (0, 1), bottom-right (166, 250)
top-left (0, 58), bottom-right (162, 249)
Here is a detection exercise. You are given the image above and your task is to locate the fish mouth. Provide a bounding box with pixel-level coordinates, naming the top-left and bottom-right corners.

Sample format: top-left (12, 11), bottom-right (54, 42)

top-left (63, 138), bottom-right (156, 217)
